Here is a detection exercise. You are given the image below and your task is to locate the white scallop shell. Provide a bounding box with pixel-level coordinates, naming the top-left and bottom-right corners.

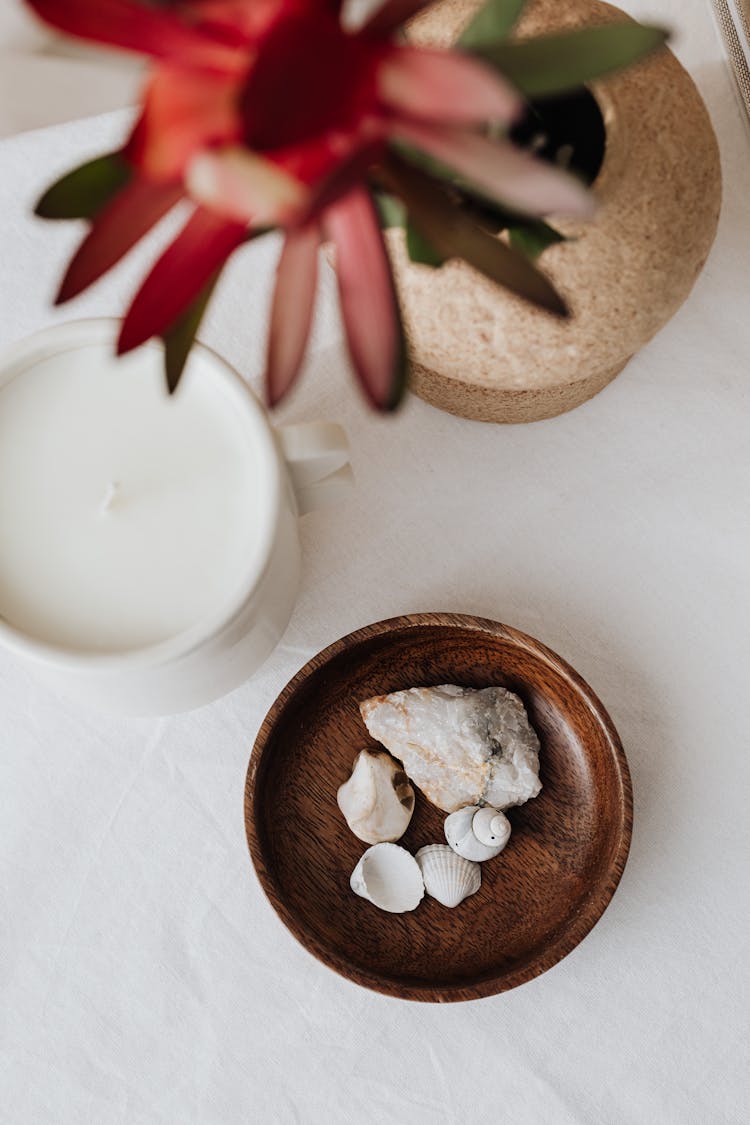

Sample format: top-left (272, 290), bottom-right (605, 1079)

top-left (337, 748), bottom-right (415, 844)
top-left (350, 843), bottom-right (424, 913)
top-left (415, 844), bottom-right (481, 908)
top-left (444, 805), bottom-right (511, 862)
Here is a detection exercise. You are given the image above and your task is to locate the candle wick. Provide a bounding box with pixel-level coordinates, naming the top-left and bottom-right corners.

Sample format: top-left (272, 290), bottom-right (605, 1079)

top-left (99, 480), bottom-right (121, 515)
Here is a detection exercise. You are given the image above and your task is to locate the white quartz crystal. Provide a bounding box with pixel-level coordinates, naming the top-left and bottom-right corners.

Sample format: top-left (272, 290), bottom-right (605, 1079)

top-left (359, 685), bottom-right (541, 813)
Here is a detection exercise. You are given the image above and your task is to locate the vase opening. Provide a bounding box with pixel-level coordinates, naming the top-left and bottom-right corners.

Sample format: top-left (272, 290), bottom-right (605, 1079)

top-left (509, 88), bottom-right (606, 187)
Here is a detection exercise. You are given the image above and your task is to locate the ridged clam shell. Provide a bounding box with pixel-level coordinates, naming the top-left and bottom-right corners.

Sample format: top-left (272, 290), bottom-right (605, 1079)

top-left (350, 843), bottom-right (424, 913)
top-left (415, 844), bottom-right (481, 908)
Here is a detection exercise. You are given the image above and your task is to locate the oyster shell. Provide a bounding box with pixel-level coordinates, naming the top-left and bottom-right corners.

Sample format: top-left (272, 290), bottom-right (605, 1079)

top-left (415, 844), bottom-right (481, 908)
top-left (444, 805), bottom-right (511, 862)
top-left (350, 843), bottom-right (424, 913)
top-left (360, 685), bottom-right (541, 813)
top-left (337, 748), bottom-right (415, 844)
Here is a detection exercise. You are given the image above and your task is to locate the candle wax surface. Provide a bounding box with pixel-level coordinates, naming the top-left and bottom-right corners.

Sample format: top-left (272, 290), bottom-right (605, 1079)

top-left (0, 342), bottom-right (269, 653)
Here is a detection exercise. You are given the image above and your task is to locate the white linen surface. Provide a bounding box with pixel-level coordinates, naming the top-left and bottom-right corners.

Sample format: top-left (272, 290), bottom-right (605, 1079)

top-left (0, 2), bottom-right (141, 138)
top-left (1, 2), bottom-right (749, 1122)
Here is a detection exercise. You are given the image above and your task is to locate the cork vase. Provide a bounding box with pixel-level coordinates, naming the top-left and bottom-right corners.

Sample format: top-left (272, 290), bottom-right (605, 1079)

top-left (389, 0), bottom-right (722, 423)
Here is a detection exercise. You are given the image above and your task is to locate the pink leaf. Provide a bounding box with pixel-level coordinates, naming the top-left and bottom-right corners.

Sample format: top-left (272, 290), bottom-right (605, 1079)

top-left (185, 146), bottom-right (308, 224)
top-left (56, 177), bottom-right (182, 304)
top-left (393, 121), bottom-right (596, 219)
top-left (379, 47), bottom-right (521, 125)
top-left (362, 0), bottom-right (434, 37)
top-left (117, 207), bottom-right (246, 354)
top-left (25, 0), bottom-right (244, 71)
top-left (324, 189), bottom-right (406, 410)
top-left (265, 224), bottom-right (320, 406)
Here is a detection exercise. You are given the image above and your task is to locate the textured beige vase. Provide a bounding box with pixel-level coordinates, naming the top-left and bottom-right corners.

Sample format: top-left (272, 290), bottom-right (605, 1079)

top-left (390, 0), bottom-right (722, 423)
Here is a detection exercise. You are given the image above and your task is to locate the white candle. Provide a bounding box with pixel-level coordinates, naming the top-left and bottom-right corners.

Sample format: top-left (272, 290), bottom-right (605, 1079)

top-left (0, 333), bottom-right (272, 654)
top-left (0, 320), bottom-right (351, 713)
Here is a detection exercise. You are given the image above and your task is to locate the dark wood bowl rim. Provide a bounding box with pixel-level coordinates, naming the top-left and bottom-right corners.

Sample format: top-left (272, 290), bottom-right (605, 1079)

top-left (244, 612), bottom-right (633, 1002)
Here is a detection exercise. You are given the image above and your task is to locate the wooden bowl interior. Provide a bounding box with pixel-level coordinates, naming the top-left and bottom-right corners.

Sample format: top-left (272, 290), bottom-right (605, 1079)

top-left (248, 621), bottom-right (629, 1000)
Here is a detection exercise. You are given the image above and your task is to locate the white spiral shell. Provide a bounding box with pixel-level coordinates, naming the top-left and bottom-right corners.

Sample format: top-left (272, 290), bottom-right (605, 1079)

top-left (415, 844), bottom-right (481, 908)
top-left (444, 805), bottom-right (511, 861)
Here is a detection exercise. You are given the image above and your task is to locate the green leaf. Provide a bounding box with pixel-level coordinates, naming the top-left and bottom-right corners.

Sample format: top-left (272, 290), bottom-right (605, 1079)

top-left (368, 190), bottom-right (410, 410)
top-left (382, 154), bottom-right (567, 317)
top-left (35, 153), bottom-right (131, 220)
top-left (387, 304), bottom-right (410, 412)
top-left (406, 220), bottom-right (446, 267)
top-left (508, 219), bottom-right (565, 259)
top-left (389, 140), bottom-right (559, 244)
top-left (373, 184), bottom-right (447, 272)
top-left (477, 23), bottom-right (668, 97)
top-left (459, 0), bottom-right (527, 50)
top-left (161, 272), bottom-right (220, 395)
top-left (374, 191), bottom-right (407, 229)
top-left (382, 144), bottom-right (566, 266)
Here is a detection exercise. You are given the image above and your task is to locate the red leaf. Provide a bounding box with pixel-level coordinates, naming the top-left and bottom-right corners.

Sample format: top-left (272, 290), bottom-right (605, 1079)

top-left (266, 130), bottom-right (384, 195)
top-left (182, 0), bottom-right (286, 46)
top-left (379, 46), bottom-right (520, 125)
top-left (56, 177), bottom-right (182, 304)
top-left (118, 207), bottom-right (247, 353)
top-left (184, 0), bottom-right (343, 45)
top-left (25, 0), bottom-right (244, 72)
top-left (304, 140), bottom-right (386, 217)
top-left (393, 121), bottom-right (596, 219)
top-left (265, 224), bottom-right (320, 406)
top-left (324, 189), bottom-right (406, 411)
top-left (240, 11), bottom-right (384, 153)
top-left (126, 65), bottom-right (242, 181)
top-left (362, 0), bottom-right (434, 37)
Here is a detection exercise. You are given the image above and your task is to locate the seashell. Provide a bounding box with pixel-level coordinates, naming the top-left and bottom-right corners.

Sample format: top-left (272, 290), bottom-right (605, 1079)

top-left (350, 843), bottom-right (424, 913)
top-left (415, 844), bottom-right (481, 908)
top-left (444, 805), bottom-right (511, 862)
top-left (337, 748), bottom-right (415, 844)
top-left (473, 808), bottom-right (511, 848)
top-left (360, 685), bottom-right (541, 813)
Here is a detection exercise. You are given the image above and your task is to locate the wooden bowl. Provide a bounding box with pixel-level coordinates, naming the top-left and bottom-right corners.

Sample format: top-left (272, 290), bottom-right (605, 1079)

top-left (245, 614), bottom-right (632, 1002)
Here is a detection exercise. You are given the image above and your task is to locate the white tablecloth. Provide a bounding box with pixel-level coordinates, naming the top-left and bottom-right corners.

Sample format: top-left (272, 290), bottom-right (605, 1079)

top-left (2, 2), bottom-right (749, 1121)
top-left (0, 2), bottom-right (141, 139)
